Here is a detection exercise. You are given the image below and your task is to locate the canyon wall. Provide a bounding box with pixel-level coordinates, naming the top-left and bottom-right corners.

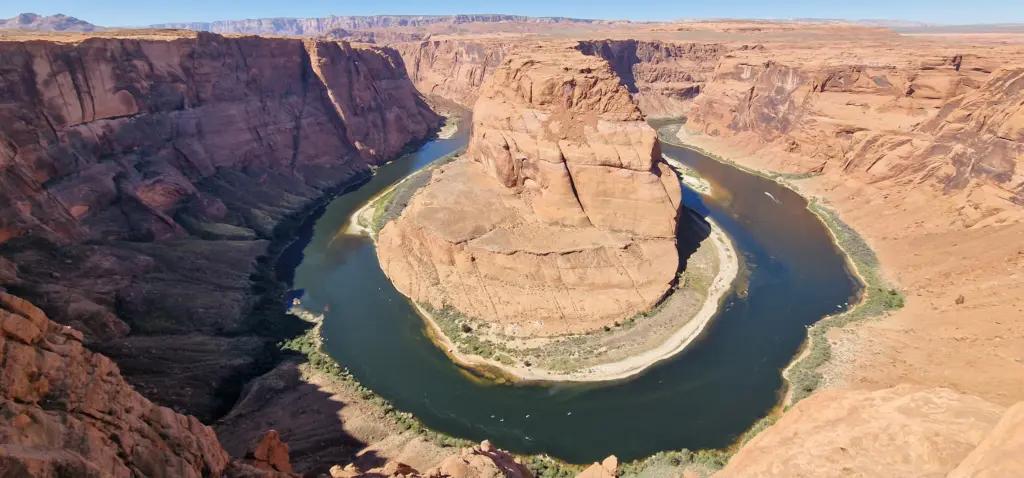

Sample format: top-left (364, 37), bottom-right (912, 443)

top-left (393, 39), bottom-right (512, 108)
top-left (686, 47), bottom-right (1023, 204)
top-left (377, 43), bottom-right (681, 335)
top-left (0, 32), bottom-right (440, 243)
top-left (392, 39), bottom-right (732, 116)
top-left (0, 31), bottom-right (441, 422)
top-left (0, 285), bottom-right (540, 477)
top-left (576, 40), bottom-right (734, 118)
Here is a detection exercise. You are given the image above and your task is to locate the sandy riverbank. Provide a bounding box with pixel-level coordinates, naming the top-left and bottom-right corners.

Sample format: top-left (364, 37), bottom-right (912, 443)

top-left (661, 125), bottom-right (1024, 411)
top-left (418, 218), bottom-right (738, 383)
top-left (346, 158), bottom-right (740, 383)
top-left (342, 119), bottom-right (460, 236)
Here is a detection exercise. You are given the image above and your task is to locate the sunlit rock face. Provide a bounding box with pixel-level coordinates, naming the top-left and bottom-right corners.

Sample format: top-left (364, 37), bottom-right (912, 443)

top-left (378, 43), bottom-right (682, 335)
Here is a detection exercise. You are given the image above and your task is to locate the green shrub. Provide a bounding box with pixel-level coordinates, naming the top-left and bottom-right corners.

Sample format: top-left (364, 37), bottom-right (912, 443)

top-left (522, 456), bottom-right (583, 478)
top-left (371, 148), bottom-right (466, 234)
top-left (784, 200), bottom-right (905, 403)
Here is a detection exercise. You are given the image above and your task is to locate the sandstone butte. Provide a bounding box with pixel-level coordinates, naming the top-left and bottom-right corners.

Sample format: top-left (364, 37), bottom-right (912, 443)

top-left (377, 43), bottom-right (683, 336)
top-left (1, 15), bottom-right (1024, 478)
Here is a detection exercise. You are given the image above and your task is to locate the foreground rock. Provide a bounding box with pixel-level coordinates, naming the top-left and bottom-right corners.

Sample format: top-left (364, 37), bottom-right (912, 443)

top-left (948, 402), bottom-right (1024, 477)
top-left (717, 386), bottom-right (1021, 477)
top-left (378, 43), bottom-right (681, 337)
top-left (0, 291), bottom-right (230, 476)
top-left (330, 440), bottom-right (533, 478)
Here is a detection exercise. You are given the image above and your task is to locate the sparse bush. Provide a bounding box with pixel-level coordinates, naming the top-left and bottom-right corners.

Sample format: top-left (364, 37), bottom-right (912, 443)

top-left (522, 455), bottom-right (583, 478)
top-left (784, 200), bottom-right (906, 403)
top-left (371, 148), bottom-right (466, 234)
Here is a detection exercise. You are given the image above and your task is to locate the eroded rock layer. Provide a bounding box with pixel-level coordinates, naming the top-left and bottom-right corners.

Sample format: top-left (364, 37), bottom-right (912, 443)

top-left (378, 44), bottom-right (681, 335)
top-left (687, 50), bottom-right (1024, 203)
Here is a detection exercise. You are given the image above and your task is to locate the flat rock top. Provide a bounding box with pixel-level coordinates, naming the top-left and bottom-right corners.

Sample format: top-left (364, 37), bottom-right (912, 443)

top-left (409, 158), bottom-right (631, 254)
top-left (718, 385), bottom-right (1010, 478)
top-left (408, 159), bottom-right (518, 244)
top-left (0, 28), bottom-right (200, 43)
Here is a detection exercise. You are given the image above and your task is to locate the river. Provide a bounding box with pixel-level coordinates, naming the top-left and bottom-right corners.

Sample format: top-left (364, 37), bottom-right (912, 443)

top-left (283, 119), bottom-right (860, 463)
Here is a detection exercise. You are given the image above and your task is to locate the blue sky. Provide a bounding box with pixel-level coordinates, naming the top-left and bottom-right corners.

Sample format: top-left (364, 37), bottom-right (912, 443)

top-left (3, 0), bottom-right (1021, 26)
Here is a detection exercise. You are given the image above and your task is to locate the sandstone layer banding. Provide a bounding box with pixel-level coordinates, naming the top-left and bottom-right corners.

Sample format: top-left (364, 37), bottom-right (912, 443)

top-left (377, 44), bottom-right (683, 337)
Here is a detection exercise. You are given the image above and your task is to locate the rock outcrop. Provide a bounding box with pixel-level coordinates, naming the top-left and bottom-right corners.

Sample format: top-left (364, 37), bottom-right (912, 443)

top-left (948, 402), bottom-right (1024, 477)
top-left (578, 456), bottom-right (618, 478)
top-left (0, 30), bottom-right (441, 422)
top-left (250, 430), bottom-right (293, 474)
top-left (378, 43), bottom-right (681, 335)
top-left (0, 290), bottom-right (230, 477)
top-left (330, 440), bottom-right (533, 478)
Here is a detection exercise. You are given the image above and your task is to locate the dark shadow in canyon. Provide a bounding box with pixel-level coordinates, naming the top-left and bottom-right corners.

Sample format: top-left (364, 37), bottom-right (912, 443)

top-left (576, 40), bottom-right (641, 93)
top-left (212, 357), bottom-right (380, 475)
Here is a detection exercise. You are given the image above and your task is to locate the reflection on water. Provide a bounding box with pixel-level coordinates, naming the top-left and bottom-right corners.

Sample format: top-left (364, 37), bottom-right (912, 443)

top-left (286, 120), bottom-right (860, 463)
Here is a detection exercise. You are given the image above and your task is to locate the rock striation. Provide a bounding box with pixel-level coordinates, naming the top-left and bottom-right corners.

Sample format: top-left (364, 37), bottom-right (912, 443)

top-left (378, 43), bottom-right (681, 335)
top-left (0, 31), bottom-right (441, 422)
top-left (0, 32), bottom-right (440, 244)
top-left (393, 39), bottom-right (732, 116)
top-left (686, 49), bottom-right (1023, 203)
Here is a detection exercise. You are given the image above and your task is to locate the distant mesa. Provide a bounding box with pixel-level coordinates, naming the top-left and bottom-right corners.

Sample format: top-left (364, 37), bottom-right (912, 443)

top-left (150, 14), bottom-right (601, 36)
top-left (0, 12), bottom-right (100, 32)
top-left (319, 28), bottom-right (430, 44)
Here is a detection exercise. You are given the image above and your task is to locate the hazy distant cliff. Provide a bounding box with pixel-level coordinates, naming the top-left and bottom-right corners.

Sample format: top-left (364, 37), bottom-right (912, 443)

top-left (152, 14), bottom-right (598, 36)
top-left (0, 13), bottom-right (99, 32)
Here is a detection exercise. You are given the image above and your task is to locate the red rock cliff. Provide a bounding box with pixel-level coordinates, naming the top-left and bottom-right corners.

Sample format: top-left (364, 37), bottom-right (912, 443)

top-left (0, 31), bottom-right (441, 423)
top-left (393, 39), bottom-right (511, 108)
top-left (0, 31), bottom-right (441, 244)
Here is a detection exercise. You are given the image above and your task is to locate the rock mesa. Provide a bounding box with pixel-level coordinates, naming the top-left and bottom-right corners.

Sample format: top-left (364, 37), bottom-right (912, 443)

top-left (378, 44), bottom-right (681, 335)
